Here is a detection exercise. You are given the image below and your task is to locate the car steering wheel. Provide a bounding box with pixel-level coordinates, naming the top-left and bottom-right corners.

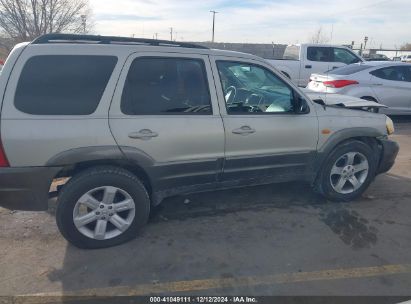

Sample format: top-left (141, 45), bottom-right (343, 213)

top-left (225, 86), bottom-right (237, 104)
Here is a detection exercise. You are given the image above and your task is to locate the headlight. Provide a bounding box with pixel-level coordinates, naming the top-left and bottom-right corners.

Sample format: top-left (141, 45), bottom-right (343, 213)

top-left (386, 116), bottom-right (395, 135)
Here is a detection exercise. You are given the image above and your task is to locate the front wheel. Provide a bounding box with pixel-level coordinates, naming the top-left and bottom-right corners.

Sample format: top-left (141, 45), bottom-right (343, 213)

top-left (56, 166), bottom-right (150, 249)
top-left (316, 140), bottom-right (378, 202)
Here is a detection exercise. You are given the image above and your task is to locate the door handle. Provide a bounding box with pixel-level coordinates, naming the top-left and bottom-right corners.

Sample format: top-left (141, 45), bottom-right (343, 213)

top-left (332, 66), bottom-right (338, 69)
top-left (232, 125), bottom-right (256, 135)
top-left (128, 129), bottom-right (158, 140)
top-left (305, 65), bottom-right (312, 69)
top-left (373, 83), bottom-right (383, 86)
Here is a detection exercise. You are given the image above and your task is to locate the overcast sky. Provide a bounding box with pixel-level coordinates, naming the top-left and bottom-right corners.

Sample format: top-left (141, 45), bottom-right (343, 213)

top-left (89, 0), bottom-right (410, 48)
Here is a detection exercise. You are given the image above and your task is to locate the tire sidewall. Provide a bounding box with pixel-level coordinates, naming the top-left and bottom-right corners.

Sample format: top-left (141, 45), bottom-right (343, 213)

top-left (56, 168), bottom-right (150, 249)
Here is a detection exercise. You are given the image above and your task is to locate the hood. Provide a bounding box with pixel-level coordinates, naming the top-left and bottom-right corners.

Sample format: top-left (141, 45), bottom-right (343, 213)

top-left (302, 89), bottom-right (387, 109)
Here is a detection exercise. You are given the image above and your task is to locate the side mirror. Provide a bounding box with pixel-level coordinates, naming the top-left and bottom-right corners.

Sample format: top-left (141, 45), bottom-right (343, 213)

top-left (293, 95), bottom-right (310, 114)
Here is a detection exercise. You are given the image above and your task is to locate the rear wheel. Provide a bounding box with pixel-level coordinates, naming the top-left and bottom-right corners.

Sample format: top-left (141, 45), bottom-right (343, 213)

top-left (316, 140), bottom-right (378, 201)
top-left (56, 166), bottom-right (150, 249)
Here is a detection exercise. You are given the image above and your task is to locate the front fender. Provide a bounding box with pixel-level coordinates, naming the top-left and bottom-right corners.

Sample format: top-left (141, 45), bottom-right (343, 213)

top-left (311, 127), bottom-right (384, 183)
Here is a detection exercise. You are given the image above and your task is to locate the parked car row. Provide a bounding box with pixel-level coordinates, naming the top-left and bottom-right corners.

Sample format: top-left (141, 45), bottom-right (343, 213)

top-left (307, 61), bottom-right (411, 115)
top-left (363, 54), bottom-right (390, 61)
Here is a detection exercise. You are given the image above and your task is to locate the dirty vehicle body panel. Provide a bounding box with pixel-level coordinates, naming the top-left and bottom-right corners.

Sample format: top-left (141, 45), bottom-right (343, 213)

top-left (0, 34), bottom-right (399, 247)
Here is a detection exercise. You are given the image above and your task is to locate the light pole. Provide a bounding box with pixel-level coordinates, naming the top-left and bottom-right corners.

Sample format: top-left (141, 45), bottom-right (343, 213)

top-left (170, 27), bottom-right (173, 41)
top-left (210, 10), bottom-right (218, 42)
top-left (364, 36), bottom-right (369, 50)
top-left (80, 15), bottom-right (87, 34)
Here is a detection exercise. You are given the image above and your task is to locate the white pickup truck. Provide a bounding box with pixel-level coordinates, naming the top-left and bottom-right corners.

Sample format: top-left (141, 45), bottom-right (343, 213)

top-left (267, 44), bottom-right (364, 87)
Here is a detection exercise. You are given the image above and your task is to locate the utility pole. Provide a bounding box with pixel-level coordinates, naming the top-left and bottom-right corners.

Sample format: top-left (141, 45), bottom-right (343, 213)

top-left (155, 33), bottom-right (158, 40)
top-left (330, 23), bottom-right (334, 43)
top-left (170, 27), bottom-right (173, 41)
top-left (80, 15), bottom-right (87, 34)
top-left (210, 10), bottom-right (218, 42)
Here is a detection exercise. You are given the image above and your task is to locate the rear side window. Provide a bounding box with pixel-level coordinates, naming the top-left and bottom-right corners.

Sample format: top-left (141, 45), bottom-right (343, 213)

top-left (121, 57), bottom-right (212, 115)
top-left (307, 47), bottom-right (332, 62)
top-left (370, 66), bottom-right (410, 82)
top-left (15, 55), bottom-right (117, 115)
top-left (328, 64), bottom-right (371, 75)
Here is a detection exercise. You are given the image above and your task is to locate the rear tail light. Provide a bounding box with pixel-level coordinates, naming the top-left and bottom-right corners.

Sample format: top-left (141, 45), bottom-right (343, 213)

top-left (323, 80), bottom-right (359, 88)
top-left (0, 138), bottom-right (9, 167)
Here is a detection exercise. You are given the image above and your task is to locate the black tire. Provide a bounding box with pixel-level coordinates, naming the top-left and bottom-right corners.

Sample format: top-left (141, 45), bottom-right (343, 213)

top-left (315, 140), bottom-right (378, 202)
top-left (56, 166), bottom-right (150, 249)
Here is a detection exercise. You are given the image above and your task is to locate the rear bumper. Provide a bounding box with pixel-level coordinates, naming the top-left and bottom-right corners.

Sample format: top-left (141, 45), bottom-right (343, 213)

top-left (377, 138), bottom-right (399, 174)
top-left (0, 167), bottom-right (61, 211)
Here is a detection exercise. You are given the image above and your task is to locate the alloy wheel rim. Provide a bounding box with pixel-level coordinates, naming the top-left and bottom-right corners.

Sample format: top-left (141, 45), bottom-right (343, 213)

top-left (73, 186), bottom-right (135, 240)
top-left (330, 152), bottom-right (369, 194)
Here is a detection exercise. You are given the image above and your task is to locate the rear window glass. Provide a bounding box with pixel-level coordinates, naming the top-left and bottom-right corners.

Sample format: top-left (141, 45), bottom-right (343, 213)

top-left (328, 64), bottom-right (371, 75)
top-left (15, 55), bottom-right (117, 115)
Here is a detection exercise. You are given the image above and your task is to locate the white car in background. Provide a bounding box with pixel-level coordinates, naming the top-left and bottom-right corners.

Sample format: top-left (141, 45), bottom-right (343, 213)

top-left (401, 55), bottom-right (411, 62)
top-left (307, 62), bottom-right (411, 115)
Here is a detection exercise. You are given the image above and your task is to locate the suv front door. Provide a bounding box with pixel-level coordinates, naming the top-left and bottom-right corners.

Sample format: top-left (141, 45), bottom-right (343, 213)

top-left (109, 52), bottom-right (225, 193)
top-left (211, 57), bottom-right (319, 183)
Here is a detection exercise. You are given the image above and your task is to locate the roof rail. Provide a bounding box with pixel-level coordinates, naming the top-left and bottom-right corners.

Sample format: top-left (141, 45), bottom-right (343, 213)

top-left (32, 33), bottom-right (208, 49)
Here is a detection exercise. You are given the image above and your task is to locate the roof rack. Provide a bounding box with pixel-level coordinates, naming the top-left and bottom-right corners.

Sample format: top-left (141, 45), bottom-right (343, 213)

top-left (32, 33), bottom-right (208, 49)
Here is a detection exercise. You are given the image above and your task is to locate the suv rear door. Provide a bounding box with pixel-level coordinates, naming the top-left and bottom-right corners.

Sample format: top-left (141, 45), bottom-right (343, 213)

top-left (109, 52), bottom-right (225, 192)
top-left (210, 56), bottom-right (319, 182)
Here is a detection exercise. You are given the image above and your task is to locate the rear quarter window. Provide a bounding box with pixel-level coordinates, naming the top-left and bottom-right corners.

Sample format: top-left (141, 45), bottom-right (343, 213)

top-left (15, 55), bottom-right (117, 115)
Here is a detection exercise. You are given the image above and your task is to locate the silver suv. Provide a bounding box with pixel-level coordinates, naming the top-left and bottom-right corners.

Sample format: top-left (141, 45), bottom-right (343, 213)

top-left (0, 34), bottom-right (399, 248)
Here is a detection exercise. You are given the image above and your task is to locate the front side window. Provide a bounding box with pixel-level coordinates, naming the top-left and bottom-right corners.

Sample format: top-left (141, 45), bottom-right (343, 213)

top-left (307, 47), bottom-right (332, 62)
top-left (371, 66), bottom-right (410, 82)
top-left (121, 57), bottom-right (212, 115)
top-left (333, 48), bottom-right (361, 64)
top-left (15, 55), bottom-right (117, 115)
top-left (216, 61), bottom-right (295, 114)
